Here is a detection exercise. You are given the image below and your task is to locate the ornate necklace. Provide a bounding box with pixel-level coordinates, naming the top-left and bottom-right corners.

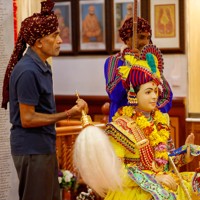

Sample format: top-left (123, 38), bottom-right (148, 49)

top-left (113, 106), bottom-right (170, 170)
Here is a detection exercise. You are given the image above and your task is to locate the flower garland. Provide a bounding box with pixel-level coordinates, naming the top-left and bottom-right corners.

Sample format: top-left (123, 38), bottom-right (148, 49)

top-left (112, 106), bottom-right (170, 168)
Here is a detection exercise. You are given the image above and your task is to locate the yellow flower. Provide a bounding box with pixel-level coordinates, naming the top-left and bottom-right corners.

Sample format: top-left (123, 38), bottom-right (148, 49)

top-left (154, 110), bottom-right (168, 124)
top-left (122, 106), bottom-right (134, 117)
top-left (136, 115), bottom-right (149, 129)
top-left (124, 54), bottom-right (138, 65)
top-left (112, 106), bottom-right (170, 168)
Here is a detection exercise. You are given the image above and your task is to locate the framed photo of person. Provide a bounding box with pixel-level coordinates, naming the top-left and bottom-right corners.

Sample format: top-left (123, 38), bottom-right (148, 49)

top-left (54, 1), bottom-right (73, 54)
top-left (112, 0), bottom-right (141, 51)
top-left (146, 0), bottom-right (185, 53)
top-left (78, 0), bottom-right (107, 53)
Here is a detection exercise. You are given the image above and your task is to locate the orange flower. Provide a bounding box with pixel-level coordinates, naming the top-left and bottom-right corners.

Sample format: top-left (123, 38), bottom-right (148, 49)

top-left (143, 126), bottom-right (154, 136)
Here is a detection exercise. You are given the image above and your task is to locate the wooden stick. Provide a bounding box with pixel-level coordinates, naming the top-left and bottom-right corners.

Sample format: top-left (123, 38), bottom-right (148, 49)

top-left (75, 90), bottom-right (80, 99)
top-left (75, 90), bottom-right (92, 127)
top-left (132, 0), bottom-right (138, 49)
top-left (168, 156), bottom-right (192, 200)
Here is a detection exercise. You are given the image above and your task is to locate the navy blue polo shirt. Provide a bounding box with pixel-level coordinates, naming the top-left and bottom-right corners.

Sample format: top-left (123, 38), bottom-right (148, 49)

top-left (9, 47), bottom-right (56, 155)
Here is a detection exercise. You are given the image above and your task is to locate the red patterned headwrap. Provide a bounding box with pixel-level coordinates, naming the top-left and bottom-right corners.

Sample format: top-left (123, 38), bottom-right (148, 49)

top-left (1, 0), bottom-right (58, 109)
top-left (119, 17), bottom-right (152, 43)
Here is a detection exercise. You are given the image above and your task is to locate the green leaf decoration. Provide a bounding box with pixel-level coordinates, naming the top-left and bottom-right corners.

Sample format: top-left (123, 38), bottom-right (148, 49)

top-left (146, 53), bottom-right (156, 74)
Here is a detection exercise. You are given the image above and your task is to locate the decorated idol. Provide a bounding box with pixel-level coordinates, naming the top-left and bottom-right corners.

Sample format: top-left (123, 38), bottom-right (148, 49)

top-left (74, 46), bottom-right (200, 200)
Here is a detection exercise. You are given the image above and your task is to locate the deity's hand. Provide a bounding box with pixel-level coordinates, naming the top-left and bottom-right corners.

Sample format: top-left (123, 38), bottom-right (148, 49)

top-left (185, 133), bottom-right (195, 163)
top-left (155, 174), bottom-right (178, 191)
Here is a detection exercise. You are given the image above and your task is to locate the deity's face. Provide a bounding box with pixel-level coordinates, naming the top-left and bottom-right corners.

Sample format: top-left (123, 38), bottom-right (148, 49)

top-left (126, 3), bottom-right (133, 15)
top-left (54, 8), bottom-right (62, 18)
top-left (88, 5), bottom-right (95, 15)
top-left (136, 81), bottom-right (158, 112)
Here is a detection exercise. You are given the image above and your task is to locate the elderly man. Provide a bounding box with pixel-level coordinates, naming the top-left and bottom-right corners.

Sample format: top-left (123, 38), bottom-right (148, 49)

top-left (104, 17), bottom-right (173, 122)
top-left (1, 1), bottom-right (87, 200)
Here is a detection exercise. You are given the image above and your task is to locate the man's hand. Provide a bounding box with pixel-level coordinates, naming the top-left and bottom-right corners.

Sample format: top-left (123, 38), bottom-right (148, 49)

top-left (76, 98), bottom-right (88, 113)
top-left (69, 98), bottom-right (88, 117)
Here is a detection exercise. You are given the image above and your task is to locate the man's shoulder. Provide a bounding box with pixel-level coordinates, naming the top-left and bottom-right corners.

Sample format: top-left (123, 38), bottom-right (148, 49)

top-left (12, 55), bottom-right (41, 79)
top-left (105, 52), bottom-right (123, 66)
top-left (106, 52), bottom-right (122, 60)
top-left (15, 55), bottom-right (36, 70)
top-left (16, 48), bottom-right (46, 73)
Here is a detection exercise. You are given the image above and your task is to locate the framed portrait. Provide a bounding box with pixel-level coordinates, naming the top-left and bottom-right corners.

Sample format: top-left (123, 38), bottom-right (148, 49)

top-left (148, 0), bottom-right (185, 53)
top-left (112, 0), bottom-right (141, 51)
top-left (54, 1), bottom-right (73, 54)
top-left (78, 0), bottom-right (106, 53)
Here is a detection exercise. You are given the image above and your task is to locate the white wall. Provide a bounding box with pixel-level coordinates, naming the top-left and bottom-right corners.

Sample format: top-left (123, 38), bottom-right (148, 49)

top-left (52, 53), bottom-right (187, 97)
top-left (52, 55), bottom-right (107, 96)
top-left (162, 54), bottom-right (187, 97)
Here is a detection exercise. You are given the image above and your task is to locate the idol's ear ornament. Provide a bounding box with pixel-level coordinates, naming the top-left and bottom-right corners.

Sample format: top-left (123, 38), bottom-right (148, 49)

top-left (128, 83), bottom-right (138, 106)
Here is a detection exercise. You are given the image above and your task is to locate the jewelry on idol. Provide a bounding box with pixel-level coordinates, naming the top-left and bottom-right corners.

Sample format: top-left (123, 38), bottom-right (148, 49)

top-left (128, 83), bottom-right (138, 106)
top-left (113, 106), bottom-right (170, 172)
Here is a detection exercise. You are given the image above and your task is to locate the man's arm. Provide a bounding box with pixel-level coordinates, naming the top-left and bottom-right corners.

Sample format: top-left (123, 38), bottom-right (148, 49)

top-left (19, 98), bottom-right (87, 128)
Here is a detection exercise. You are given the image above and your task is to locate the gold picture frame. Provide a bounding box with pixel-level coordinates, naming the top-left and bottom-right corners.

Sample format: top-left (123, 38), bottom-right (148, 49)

top-left (145, 0), bottom-right (185, 53)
